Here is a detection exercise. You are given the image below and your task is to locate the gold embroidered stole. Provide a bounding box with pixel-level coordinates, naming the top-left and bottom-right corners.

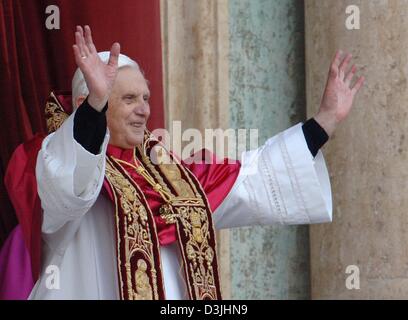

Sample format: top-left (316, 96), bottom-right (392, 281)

top-left (104, 132), bottom-right (222, 300)
top-left (105, 157), bottom-right (165, 300)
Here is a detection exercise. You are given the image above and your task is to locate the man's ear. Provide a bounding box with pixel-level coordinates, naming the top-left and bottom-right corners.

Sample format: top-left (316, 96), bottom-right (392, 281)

top-left (75, 96), bottom-right (87, 108)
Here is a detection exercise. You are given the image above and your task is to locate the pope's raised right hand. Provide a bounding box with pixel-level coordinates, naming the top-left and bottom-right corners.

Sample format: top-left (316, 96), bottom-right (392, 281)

top-left (72, 25), bottom-right (120, 111)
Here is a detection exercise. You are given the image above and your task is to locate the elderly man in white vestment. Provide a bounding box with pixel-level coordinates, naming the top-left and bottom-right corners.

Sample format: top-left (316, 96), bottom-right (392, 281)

top-left (26, 25), bottom-right (364, 299)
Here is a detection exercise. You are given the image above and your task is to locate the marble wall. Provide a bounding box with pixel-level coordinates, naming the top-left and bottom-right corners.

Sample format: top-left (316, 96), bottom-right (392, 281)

top-left (306, 0), bottom-right (408, 299)
top-left (229, 0), bottom-right (309, 299)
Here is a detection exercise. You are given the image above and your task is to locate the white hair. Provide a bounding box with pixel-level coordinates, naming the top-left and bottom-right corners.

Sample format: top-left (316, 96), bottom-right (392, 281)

top-left (71, 51), bottom-right (140, 108)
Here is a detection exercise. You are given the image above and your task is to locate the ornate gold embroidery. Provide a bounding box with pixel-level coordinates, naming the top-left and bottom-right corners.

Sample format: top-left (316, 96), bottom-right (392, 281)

top-left (105, 159), bottom-right (162, 300)
top-left (176, 206), bottom-right (217, 299)
top-left (137, 144), bottom-right (174, 197)
top-left (190, 209), bottom-right (203, 243)
top-left (106, 131), bottom-right (222, 300)
top-left (45, 92), bottom-right (69, 134)
top-left (153, 145), bottom-right (196, 197)
top-left (134, 259), bottom-right (153, 300)
top-left (137, 132), bottom-right (221, 300)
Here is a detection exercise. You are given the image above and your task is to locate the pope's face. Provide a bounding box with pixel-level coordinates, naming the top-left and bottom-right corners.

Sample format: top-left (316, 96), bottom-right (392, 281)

top-left (107, 67), bottom-right (151, 149)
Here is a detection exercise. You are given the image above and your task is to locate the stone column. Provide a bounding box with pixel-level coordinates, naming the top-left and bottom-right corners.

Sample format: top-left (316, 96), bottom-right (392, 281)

top-left (160, 0), bottom-right (232, 298)
top-left (306, 0), bottom-right (408, 299)
top-left (229, 0), bottom-right (309, 299)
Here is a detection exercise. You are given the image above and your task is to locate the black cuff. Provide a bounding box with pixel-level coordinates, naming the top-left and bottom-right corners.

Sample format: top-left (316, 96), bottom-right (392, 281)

top-left (73, 97), bottom-right (108, 155)
top-left (302, 118), bottom-right (329, 157)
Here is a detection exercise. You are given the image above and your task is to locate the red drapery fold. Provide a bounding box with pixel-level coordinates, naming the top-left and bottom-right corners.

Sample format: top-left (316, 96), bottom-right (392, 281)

top-left (0, 0), bottom-right (165, 246)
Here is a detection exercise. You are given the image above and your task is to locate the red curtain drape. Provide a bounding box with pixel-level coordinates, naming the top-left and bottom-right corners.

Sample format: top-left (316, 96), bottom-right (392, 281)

top-left (0, 0), bottom-right (164, 246)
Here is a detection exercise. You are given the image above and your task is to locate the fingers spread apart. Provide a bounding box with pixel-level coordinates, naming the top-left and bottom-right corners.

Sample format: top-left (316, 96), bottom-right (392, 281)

top-left (351, 76), bottom-right (365, 96)
top-left (331, 50), bottom-right (365, 95)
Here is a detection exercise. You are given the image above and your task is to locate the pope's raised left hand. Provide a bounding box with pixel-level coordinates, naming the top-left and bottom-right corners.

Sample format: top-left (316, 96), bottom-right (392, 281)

top-left (314, 50), bottom-right (365, 137)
